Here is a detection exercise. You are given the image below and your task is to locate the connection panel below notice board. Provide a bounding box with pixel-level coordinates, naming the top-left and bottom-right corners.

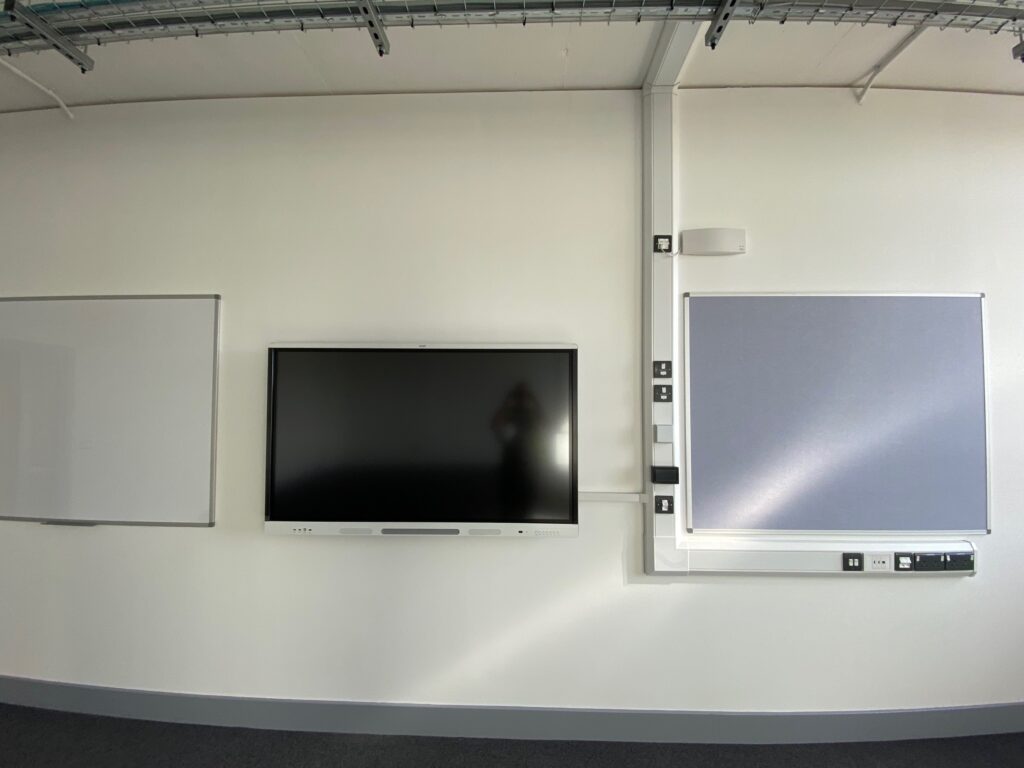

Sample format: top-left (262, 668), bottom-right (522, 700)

top-left (649, 537), bottom-right (978, 576)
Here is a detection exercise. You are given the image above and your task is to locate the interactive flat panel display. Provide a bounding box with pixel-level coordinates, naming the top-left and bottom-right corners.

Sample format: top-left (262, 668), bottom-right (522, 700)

top-left (684, 294), bottom-right (988, 533)
top-left (266, 347), bottom-right (577, 527)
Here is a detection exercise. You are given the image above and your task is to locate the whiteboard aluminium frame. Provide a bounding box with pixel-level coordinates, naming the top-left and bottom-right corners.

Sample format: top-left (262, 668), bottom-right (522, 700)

top-left (0, 294), bottom-right (221, 528)
top-left (679, 292), bottom-right (992, 539)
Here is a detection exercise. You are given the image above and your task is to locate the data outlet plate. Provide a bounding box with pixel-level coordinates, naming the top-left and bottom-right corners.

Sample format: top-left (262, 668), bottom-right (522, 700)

top-left (914, 553), bottom-right (945, 571)
top-left (869, 554), bottom-right (893, 571)
top-left (946, 552), bottom-right (975, 571)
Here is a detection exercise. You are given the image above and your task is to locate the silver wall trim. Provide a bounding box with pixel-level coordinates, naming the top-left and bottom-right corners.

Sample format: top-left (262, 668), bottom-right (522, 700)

top-left (0, 676), bottom-right (1022, 744)
top-left (0, 294), bottom-right (222, 301)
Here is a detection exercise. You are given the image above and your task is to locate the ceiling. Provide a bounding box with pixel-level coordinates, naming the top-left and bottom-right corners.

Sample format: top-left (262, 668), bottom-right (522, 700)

top-left (0, 19), bottom-right (1021, 114)
top-left (683, 23), bottom-right (1024, 94)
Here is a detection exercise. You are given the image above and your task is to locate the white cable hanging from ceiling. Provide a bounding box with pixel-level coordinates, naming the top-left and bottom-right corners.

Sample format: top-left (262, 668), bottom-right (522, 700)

top-left (0, 57), bottom-right (74, 119)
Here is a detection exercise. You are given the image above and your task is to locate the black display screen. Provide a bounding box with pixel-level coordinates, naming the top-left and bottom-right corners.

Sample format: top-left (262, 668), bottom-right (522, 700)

top-left (266, 348), bottom-right (578, 524)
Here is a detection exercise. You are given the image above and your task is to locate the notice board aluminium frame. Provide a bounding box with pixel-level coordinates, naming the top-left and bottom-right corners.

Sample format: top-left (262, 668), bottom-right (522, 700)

top-left (680, 292), bottom-right (992, 540)
top-left (0, 294), bottom-right (221, 528)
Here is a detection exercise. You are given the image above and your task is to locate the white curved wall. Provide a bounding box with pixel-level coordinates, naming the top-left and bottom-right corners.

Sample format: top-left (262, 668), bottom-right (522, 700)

top-left (0, 88), bottom-right (1022, 712)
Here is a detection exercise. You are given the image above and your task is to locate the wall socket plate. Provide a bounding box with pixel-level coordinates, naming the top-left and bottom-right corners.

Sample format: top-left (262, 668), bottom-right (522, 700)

top-left (868, 553), bottom-right (893, 571)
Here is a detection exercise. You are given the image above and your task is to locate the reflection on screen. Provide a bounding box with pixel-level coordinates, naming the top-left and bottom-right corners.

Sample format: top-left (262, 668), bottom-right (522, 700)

top-left (267, 349), bottom-right (576, 524)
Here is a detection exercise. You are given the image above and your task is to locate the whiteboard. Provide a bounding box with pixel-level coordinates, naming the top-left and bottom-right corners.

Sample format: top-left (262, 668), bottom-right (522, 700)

top-left (683, 294), bottom-right (988, 533)
top-left (0, 296), bottom-right (219, 526)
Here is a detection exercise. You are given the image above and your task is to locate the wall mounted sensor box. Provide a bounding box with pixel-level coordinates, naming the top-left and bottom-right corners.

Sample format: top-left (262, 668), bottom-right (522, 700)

top-left (680, 228), bottom-right (746, 256)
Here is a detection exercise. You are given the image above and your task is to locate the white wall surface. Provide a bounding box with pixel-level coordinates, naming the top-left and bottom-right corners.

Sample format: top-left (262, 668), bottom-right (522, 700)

top-left (676, 88), bottom-right (1024, 710)
top-left (0, 88), bottom-right (1022, 712)
top-left (0, 91), bottom-right (652, 706)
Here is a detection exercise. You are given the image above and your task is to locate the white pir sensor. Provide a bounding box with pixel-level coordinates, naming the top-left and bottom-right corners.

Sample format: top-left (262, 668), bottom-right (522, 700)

top-left (680, 228), bottom-right (746, 256)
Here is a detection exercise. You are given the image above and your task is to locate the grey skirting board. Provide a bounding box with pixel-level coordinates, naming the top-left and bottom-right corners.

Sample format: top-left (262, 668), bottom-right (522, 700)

top-left (0, 675), bottom-right (1022, 744)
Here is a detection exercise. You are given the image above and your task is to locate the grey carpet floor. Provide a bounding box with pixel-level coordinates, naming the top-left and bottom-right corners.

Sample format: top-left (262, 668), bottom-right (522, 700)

top-left (1, 703), bottom-right (1023, 768)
